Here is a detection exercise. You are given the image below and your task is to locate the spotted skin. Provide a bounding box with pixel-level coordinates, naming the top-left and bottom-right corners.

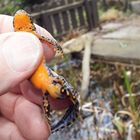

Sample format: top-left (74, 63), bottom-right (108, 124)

top-left (13, 9), bottom-right (80, 133)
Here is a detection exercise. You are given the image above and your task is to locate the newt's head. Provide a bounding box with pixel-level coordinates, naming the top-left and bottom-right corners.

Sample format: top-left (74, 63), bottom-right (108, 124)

top-left (47, 74), bottom-right (78, 103)
top-left (46, 79), bottom-right (67, 99)
top-left (13, 9), bottom-right (36, 32)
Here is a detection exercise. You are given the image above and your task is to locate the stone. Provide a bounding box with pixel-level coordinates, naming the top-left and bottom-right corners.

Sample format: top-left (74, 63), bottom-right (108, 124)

top-left (62, 32), bottom-right (95, 53)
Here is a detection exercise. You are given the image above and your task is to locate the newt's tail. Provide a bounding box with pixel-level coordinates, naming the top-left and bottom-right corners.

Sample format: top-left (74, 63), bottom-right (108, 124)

top-left (51, 101), bottom-right (79, 133)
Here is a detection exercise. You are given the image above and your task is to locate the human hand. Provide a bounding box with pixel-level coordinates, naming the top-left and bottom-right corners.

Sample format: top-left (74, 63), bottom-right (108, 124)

top-left (0, 15), bottom-right (70, 140)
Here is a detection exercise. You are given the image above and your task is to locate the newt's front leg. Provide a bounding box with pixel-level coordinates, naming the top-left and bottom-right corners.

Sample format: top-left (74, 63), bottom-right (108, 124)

top-left (30, 59), bottom-right (65, 99)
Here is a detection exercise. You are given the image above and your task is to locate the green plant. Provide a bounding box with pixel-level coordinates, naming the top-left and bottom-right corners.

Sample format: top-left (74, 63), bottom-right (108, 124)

top-left (0, 0), bottom-right (23, 15)
top-left (123, 70), bottom-right (136, 112)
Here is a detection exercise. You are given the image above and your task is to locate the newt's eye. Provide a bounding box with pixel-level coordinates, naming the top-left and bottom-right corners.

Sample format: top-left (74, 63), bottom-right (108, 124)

top-left (60, 87), bottom-right (66, 94)
top-left (52, 80), bottom-right (57, 85)
top-left (52, 80), bottom-right (61, 86)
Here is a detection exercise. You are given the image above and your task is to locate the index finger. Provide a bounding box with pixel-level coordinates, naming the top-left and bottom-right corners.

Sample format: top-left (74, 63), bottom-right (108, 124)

top-left (0, 15), bottom-right (55, 41)
top-left (0, 15), bottom-right (56, 61)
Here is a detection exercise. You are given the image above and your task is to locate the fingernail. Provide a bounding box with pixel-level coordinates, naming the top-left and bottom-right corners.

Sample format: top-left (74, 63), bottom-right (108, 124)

top-left (2, 32), bottom-right (42, 72)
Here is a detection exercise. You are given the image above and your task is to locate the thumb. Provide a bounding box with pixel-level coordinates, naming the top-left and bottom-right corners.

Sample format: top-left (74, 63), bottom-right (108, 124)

top-left (0, 32), bottom-right (43, 95)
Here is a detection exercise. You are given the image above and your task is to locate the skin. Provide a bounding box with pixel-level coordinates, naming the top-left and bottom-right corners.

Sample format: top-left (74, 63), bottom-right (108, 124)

top-left (0, 15), bottom-right (71, 140)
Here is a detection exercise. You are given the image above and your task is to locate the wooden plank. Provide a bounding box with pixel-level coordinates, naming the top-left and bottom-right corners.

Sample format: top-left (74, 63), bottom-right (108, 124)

top-left (90, 0), bottom-right (99, 27)
top-left (77, 6), bottom-right (85, 26)
top-left (53, 13), bottom-right (63, 34)
top-left (59, 0), bottom-right (69, 35)
top-left (69, 8), bottom-right (78, 29)
top-left (31, 0), bottom-right (98, 39)
top-left (41, 14), bottom-right (54, 35)
top-left (84, 0), bottom-right (94, 30)
top-left (31, 1), bottom-right (84, 17)
top-left (62, 11), bottom-right (70, 32)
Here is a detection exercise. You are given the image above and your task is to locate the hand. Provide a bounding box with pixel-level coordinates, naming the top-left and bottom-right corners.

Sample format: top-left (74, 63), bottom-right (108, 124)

top-left (0, 15), bottom-right (70, 140)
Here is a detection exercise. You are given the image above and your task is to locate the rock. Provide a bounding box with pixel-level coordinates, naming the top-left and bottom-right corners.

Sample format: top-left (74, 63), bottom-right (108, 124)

top-left (62, 32), bottom-right (95, 53)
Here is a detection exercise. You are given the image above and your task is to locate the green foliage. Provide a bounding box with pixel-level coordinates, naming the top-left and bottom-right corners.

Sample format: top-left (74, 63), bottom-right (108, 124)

top-left (0, 0), bottom-right (46, 15)
top-left (112, 94), bottom-right (118, 112)
top-left (123, 70), bottom-right (136, 112)
top-left (0, 0), bottom-right (24, 15)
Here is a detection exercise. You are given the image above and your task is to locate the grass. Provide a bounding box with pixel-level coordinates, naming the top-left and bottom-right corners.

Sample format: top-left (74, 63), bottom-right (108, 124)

top-left (123, 70), bottom-right (136, 112)
top-left (112, 69), bottom-right (140, 139)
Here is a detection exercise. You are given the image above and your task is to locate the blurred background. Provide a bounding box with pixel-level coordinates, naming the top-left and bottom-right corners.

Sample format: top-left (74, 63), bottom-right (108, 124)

top-left (1, 0), bottom-right (140, 140)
